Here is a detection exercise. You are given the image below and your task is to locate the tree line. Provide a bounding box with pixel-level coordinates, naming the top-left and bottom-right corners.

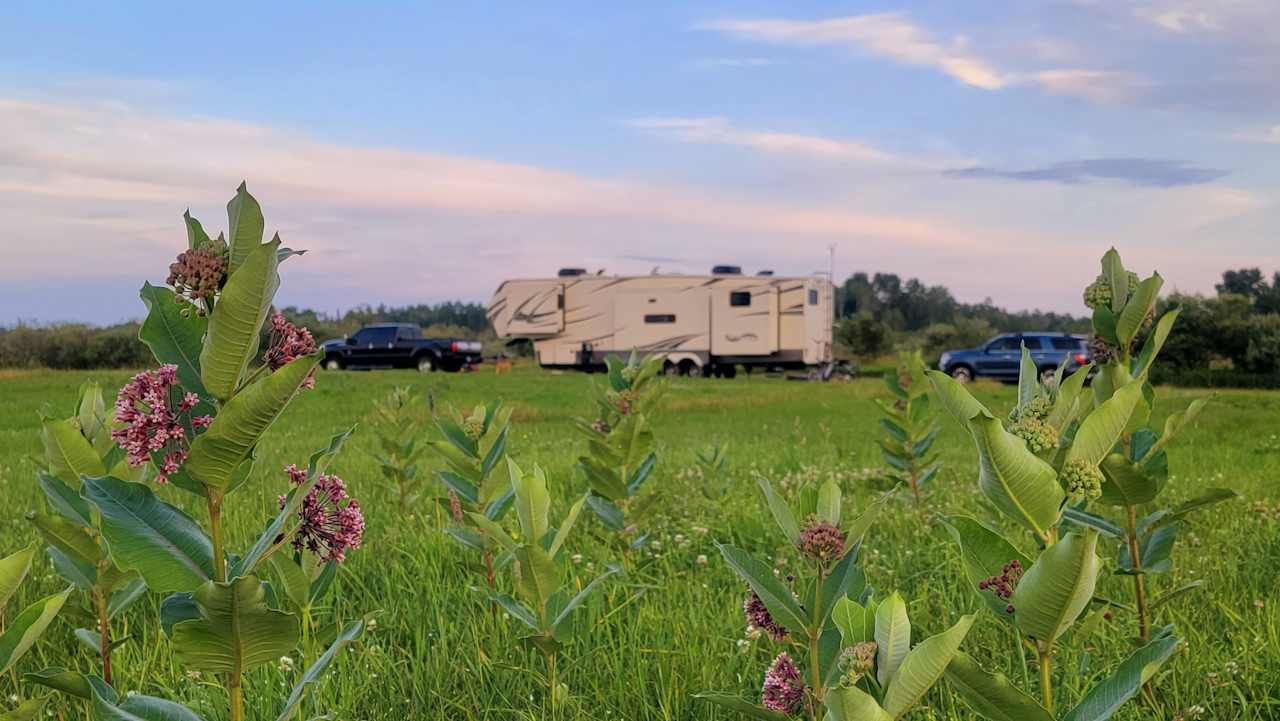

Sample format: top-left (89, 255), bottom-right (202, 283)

top-left (3, 269), bottom-right (1278, 385)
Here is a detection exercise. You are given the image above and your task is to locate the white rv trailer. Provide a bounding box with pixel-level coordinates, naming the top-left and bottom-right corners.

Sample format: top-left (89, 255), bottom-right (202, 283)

top-left (486, 268), bottom-right (834, 377)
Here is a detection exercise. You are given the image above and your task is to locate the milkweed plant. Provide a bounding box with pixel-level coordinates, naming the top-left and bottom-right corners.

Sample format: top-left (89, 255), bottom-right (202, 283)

top-left (877, 350), bottom-right (941, 504)
top-left (25, 184), bottom-right (367, 721)
top-left (925, 248), bottom-right (1214, 720)
top-left (697, 477), bottom-right (974, 720)
top-left (574, 353), bottom-right (666, 551)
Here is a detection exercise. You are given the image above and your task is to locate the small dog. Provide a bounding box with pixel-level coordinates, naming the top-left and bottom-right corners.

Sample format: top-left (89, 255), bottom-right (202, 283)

top-left (494, 356), bottom-right (513, 375)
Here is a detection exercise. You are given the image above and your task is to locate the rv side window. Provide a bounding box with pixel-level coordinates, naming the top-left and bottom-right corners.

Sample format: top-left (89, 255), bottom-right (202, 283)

top-left (644, 314), bottom-right (676, 324)
top-left (729, 291), bottom-right (751, 307)
top-left (557, 294), bottom-right (564, 310)
top-left (808, 289), bottom-right (819, 305)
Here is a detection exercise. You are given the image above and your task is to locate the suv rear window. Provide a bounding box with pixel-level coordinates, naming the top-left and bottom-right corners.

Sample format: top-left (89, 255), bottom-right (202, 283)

top-left (1048, 337), bottom-right (1083, 350)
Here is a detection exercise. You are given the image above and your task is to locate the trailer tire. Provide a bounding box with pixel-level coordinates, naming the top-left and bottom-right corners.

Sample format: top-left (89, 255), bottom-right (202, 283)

top-left (722, 364), bottom-right (737, 379)
top-left (323, 357), bottom-right (343, 371)
top-left (681, 360), bottom-right (702, 378)
top-left (662, 361), bottom-right (679, 377)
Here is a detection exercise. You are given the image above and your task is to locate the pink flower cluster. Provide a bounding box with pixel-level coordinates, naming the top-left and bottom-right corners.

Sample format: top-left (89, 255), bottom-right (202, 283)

top-left (280, 464), bottom-right (365, 563)
top-left (798, 518), bottom-right (846, 562)
top-left (979, 559), bottom-right (1025, 614)
top-left (744, 591), bottom-right (788, 641)
top-left (264, 312), bottom-right (318, 388)
top-left (761, 652), bottom-right (806, 714)
top-left (111, 364), bottom-right (211, 484)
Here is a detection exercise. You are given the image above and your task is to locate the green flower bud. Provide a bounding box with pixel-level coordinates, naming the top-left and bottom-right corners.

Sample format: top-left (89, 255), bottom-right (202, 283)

top-left (1060, 458), bottom-right (1104, 499)
top-left (1012, 417), bottom-right (1058, 454)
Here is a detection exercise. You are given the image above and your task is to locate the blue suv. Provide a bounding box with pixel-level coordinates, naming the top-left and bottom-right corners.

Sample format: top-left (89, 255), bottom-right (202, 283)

top-left (938, 333), bottom-right (1091, 384)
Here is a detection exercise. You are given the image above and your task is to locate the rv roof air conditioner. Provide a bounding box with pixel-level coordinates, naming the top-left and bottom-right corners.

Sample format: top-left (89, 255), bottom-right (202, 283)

top-left (711, 265), bottom-right (742, 275)
top-left (757, 270), bottom-right (775, 276)
top-left (557, 268), bottom-right (588, 277)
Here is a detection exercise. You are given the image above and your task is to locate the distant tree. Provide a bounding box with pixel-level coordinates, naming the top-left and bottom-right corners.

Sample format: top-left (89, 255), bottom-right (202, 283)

top-left (834, 312), bottom-right (887, 356)
top-left (1217, 268), bottom-right (1266, 301)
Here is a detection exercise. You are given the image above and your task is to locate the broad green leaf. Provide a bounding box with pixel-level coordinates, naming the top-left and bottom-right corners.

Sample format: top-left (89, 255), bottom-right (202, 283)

top-left (23, 666), bottom-right (92, 699)
top-left (1098, 453), bottom-right (1159, 507)
top-left (1148, 397), bottom-right (1208, 458)
top-left (1017, 345), bottom-right (1039, 409)
top-left (1061, 508), bottom-right (1124, 538)
top-left (199, 237), bottom-right (281, 401)
top-left (90, 674), bottom-right (206, 721)
top-left (625, 451), bottom-right (657, 495)
top-left (1011, 531), bottom-right (1100, 643)
top-left (694, 694), bottom-right (789, 721)
top-left (76, 382), bottom-right (111, 453)
top-left (1092, 306), bottom-right (1118, 347)
top-left (1150, 580), bottom-right (1204, 610)
top-left (275, 619), bottom-right (364, 721)
top-left (138, 282), bottom-right (209, 400)
top-left (826, 685), bottom-right (893, 721)
top-left (875, 591), bottom-right (910, 687)
top-left (585, 495), bottom-right (624, 531)
top-left (233, 427), bottom-right (355, 577)
top-left (514, 544), bottom-right (559, 613)
top-left (967, 412), bottom-right (1064, 540)
top-left (883, 614), bottom-right (975, 719)
top-left (268, 555), bottom-right (311, 611)
top-left (1067, 381), bottom-right (1144, 467)
top-left (718, 545), bottom-right (808, 634)
top-left (944, 652), bottom-right (1053, 721)
top-left (225, 181), bottom-right (265, 275)
top-left (37, 472), bottom-right (92, 527)
top-left (756, 477), bottom-right (800, 545)
top-left (81, 476), bottom-right (214, 593)
top-left (1120, 523), bottom-right (1179, 574)
top-left (187, 352), bottom-right (320, 492)
top-left (479, 425), bottom-right (508, 480)
top-left (1101, 248), bottom-right (1128, 313)
top-left (46, 547), bottom-right (94, 591)
top-left (816, 478), bottom-right (841, 525)
top-left (1048, 365), bottom-right (1092, 431)
top-left (40, 418), bottom-right (105, 487)
top-left (547, 495), bottom-right (587, 560)
top-left (0, 589), bottom-right (71, 674)
top-left (490, 593), bottom-right (539, 630)
top-left (818, 544), bottom-right (865, 626)
top-left (184, 209), bottom-right (210, 249)
top-left (551, 567), bottom-right (618, 637)
top-left (510, 460), bottom-right (550, 541)
top-left (844, 490), bottom-right (891, 545)
top-left (1146, 488), bottom-right (1238, 531)
top-left (465, 512), bottom-right (518, 553)
top-left (831, 597), bottom-right (876, 645)
top-left (943, 516), bottom-right (1032, 620)
top-left (1115, 273), bottom-right (1162, 347)
top-left (0, 543), bottom-right (37, 613)
top-left (27, 513), bottom-right (99, 569)
top-left (926, 371), bottom-right (990, 432)
top-left (172, 575), bottom-right (299, 674)
top-left (1133, 309), bottom-right (1179, 378)
top-left (1060, 632), bottom-right (1179, 721)
top-left (108, 578), bottom-right (147, 619)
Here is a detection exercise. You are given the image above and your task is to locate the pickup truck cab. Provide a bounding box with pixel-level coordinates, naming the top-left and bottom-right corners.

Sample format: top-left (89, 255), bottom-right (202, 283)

top-left (938, 332), bottom-right (1090, 384)
top-left (321, 323), bottom-right (482, 372)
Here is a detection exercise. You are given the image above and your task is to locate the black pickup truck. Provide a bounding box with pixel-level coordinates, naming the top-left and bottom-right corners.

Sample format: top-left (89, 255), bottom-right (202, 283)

top-left (320, 323), bottom-right (482, 372)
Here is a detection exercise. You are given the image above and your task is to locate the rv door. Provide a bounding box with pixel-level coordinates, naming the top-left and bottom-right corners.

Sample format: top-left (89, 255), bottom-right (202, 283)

top-left (711, 286), bottom-right (777, 356)
top-left (802, 279), bottom-right (833, 364)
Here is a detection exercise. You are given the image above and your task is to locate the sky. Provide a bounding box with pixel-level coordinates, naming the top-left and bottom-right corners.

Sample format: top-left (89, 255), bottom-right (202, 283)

top-left (1, 1), bottom-right (1278, 325)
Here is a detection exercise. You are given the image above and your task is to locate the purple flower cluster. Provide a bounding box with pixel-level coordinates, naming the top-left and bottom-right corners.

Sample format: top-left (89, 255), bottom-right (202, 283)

top-left (263, 312), bottom-right (318, 389)
top-left (167, 248), bottom-right (226, 311)
top-left (280, 464), bottom-right (365, 563)
top-left (761, 652), bottom-right (806, 715)
top-left (111, 364), bottom-right (212, 484)
top-left (744, 591), bottom-right (788, 641)
top-left (798, 518), bottom-right (846, 562)
top-left (978, 559), bottom-right (1024, 614)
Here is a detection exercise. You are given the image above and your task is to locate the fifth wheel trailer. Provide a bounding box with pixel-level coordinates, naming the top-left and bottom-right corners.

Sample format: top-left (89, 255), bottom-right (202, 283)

top-left (486, 268), bottom-right (833, 377)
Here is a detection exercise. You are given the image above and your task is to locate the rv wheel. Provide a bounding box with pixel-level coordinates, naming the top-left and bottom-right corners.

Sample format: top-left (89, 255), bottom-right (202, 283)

top-left (662, 361), bottom-right (679, 377)
top-left (680, 360), bottom-right (702, 378)
top-left (722, 365), bottom-right (738, 379)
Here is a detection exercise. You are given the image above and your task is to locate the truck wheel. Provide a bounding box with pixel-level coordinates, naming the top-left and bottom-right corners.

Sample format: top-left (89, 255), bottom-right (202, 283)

top-left (1039, 366), bottom-right (1058, 386)
top-left (662, 361), bottom-right (679, 377)
top-left (722, 364), bottom-right (738, 379)
top-left (950, 366), bottom-right (973, 384)
top-left (324, 358), bottom-right (343, 371)
top-left (417, 356), bottom-right (436, 373)
top-left (680, 360), bottom-right (702, 378)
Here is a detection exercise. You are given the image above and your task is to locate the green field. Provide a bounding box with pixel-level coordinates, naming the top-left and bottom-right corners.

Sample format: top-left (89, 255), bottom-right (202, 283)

top-left (1, 366), bottom-right (1278, 720)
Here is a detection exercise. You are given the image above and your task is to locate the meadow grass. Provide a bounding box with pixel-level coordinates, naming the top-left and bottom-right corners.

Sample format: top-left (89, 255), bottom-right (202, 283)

top-left (0, 365), bottom-right (1277, 720)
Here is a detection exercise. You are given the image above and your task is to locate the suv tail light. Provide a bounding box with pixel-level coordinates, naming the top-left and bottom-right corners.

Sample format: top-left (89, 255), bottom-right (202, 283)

top-left (451, 341), bottom-right (458, 353)
top-left (1074, 352), bottom-right (1087, 365)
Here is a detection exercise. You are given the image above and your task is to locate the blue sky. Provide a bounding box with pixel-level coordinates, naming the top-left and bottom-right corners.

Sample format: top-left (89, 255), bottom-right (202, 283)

top-left (2, 1), bottom-right (1278, 324)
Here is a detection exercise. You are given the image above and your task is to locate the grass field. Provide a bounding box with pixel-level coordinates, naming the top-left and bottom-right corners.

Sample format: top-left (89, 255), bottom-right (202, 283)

top-left (1, 364), bottom-right (1278, 720)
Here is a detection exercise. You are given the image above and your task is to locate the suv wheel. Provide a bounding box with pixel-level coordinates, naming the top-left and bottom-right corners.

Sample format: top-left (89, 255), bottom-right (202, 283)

top-left (1039, 366), bottom-right (1058, 386)
top-left (950, 366), bottom-right (973, 384)
top-left (323, 358), bottom-right (343, 371)
top-left (417, 356), bottom-right (436, 373)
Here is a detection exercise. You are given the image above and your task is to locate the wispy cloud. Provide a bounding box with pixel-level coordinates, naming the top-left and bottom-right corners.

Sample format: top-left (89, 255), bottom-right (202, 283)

top-left (1231, 125), bottom-right (1280, 144)
top-left (629, 116), bottom-right (909, 165)
top-left (699, 13), bottom-right (1010, 90)
top-left (945, 158), bottom-right (1229, 188)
